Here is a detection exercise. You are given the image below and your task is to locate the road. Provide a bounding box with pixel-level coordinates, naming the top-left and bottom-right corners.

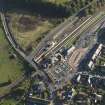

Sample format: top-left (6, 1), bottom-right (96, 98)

top-left (0, 11), bottom-right (49, 96)
top-left (0, 0), bottom-right (105, 96)
top-left (0, 8), bottom-right (59, 100)
top-left (77, 71), bottom-right (105, 80)
top-left (1, 10), bottom-right (105, 87)
top-left (0, 12), bottom-right (38, 71)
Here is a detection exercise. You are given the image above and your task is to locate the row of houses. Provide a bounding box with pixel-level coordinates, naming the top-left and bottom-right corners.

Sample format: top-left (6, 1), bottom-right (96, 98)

top-left (88, 43), bottom-right (103, 70)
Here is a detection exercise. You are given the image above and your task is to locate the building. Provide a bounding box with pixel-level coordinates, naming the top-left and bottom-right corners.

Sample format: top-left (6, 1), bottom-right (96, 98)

top-left (88, 44), bottom-right (103, 70)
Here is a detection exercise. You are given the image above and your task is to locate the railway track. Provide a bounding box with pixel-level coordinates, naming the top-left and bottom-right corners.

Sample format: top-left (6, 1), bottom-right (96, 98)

top-left (35, 12), bottom-right (105, 63)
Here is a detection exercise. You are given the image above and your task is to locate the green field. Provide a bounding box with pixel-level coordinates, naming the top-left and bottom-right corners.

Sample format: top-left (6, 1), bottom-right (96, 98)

top-left (0, 24), bottom-right (30, 104)
top-left (0, 98), bottom-right (24, 105)
top-left (7, 12), bottom-right (61, 51)
top-left (0, 25), bottom-right (23, 85)
top-left (0, 99), bottom-right (17, 105)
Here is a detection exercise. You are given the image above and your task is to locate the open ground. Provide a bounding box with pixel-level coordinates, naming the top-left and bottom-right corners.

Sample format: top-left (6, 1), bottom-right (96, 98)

top-left (7, 12), bottom-right (62, 52)
top-left (0, 22), bottom-right (26, 94)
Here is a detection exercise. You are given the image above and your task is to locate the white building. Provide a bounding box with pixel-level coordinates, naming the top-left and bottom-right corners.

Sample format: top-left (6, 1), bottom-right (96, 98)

top-left (67, 46), bottom-right (76, 56)
top-left (88, 60), bottom-right (94, 70)
top-left (88, 44), bottom-right (103, 70)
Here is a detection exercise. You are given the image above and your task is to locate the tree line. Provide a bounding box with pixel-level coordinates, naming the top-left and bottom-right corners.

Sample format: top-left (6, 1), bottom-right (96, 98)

top-left (3, 0), bottom-right (105, 18)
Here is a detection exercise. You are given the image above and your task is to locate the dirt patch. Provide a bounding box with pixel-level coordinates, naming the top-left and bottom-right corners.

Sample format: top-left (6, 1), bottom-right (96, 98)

top-left (68, 48), bottom-right (87, 70)
top-left (18, 16), bottom-right (42, 32)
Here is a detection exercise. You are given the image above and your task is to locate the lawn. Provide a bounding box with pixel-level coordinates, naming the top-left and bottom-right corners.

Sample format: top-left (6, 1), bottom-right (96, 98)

top-left (0, 99), bottom-right (17, 105)
top-left (0, 26), bottom-right (23, 85)
top-left (0, 98), bottom-right (24, 105)
top-left (7, 12), bottom-right (61, 51)
top-left (0, 25), bottom-right (31, 101)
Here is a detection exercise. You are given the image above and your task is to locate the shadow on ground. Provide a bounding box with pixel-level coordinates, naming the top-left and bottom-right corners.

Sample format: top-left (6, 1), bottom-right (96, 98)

top-left (2, 0), bottom-right (70, 18)
top-left (97, 27), bottom-right (105, 44)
